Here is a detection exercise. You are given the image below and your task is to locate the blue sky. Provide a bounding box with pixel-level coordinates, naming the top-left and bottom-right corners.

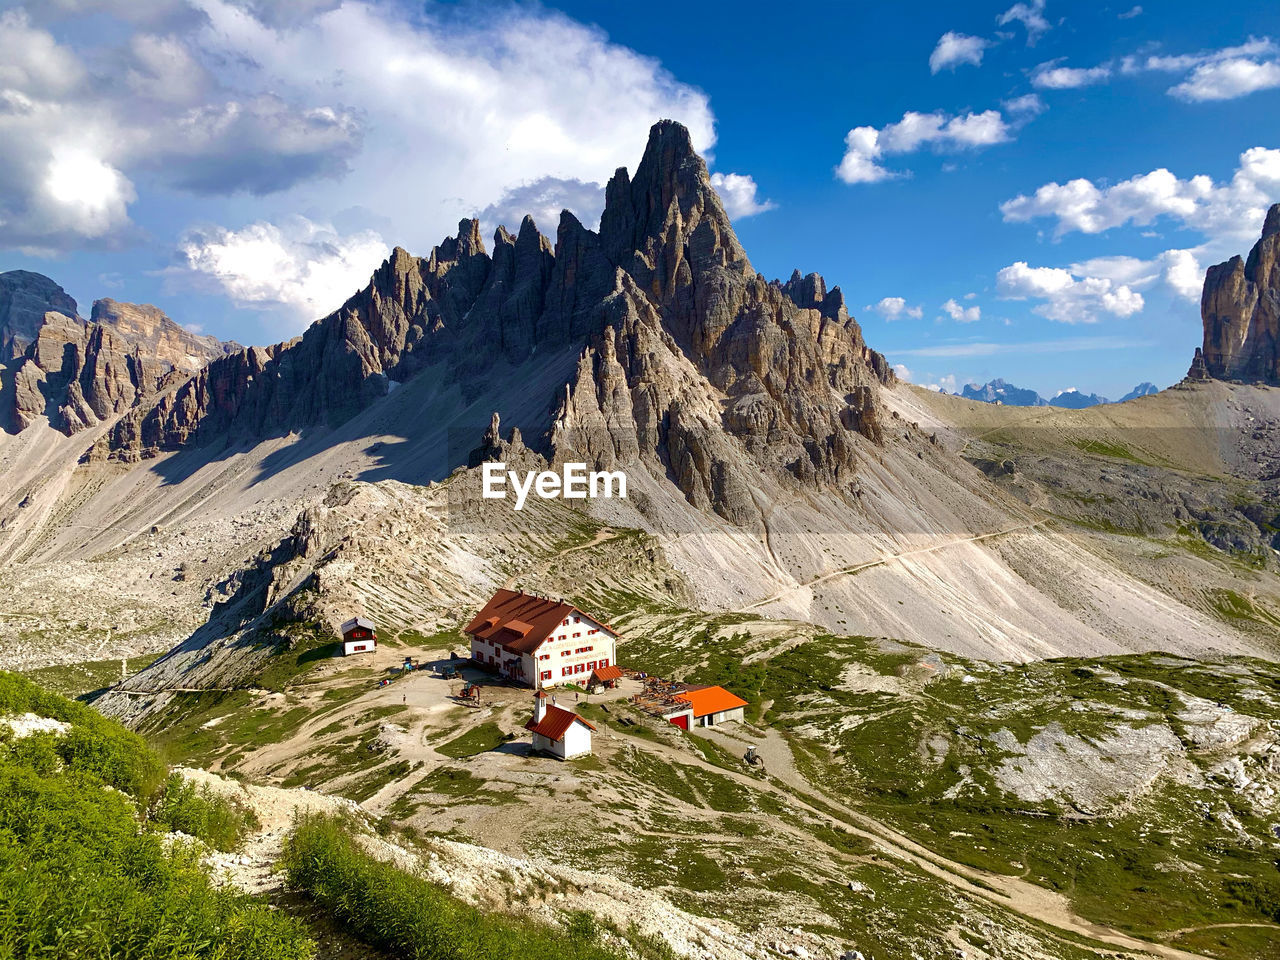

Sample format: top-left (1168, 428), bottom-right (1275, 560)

top-left (2, 1), bottom-right (1278, 399)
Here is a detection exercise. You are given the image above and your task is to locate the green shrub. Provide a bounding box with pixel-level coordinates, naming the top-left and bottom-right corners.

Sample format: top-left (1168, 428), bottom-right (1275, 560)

top-left (150, 773), bottom-right (259, 852)
top-left (282, 814), bottom-right (631, 960)
top-left (0, 670), bottom-right (165, 799)
top-left (0, 671), bottom-right (314, 959)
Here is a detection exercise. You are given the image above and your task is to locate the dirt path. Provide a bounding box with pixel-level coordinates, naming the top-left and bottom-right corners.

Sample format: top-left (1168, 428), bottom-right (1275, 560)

top-left (736, 521), bottom-right (1047, 613)
top-left (502, 526), bottom-right (622, 589)
top-left (622, 724), bottom-right (1212, 960)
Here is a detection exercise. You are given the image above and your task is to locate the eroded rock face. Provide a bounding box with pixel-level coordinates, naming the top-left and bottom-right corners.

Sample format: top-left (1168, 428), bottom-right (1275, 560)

top-left (3, 295), bottom-right (236, 435)
top-left (91, 120), bottom-right (894, 524)
top-left (1196, 203), bottom-right (1280, 383)
top-left (90, 299), bottom-right (237, 373)
top-left (0, 270), bottom-right (78, 362)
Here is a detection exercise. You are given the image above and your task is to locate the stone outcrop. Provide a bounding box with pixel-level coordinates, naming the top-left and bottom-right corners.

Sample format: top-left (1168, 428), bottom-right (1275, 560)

top-left (0, 270), bottom-right (78, 361)
top-left (3, 296), bottom-right (234, 435)
top-left (1194, 203), bottom-right (1280, 383)
top-left (89, 299), bottom-right (237, 373)
top-left (90, 120), bottom-right (895, 523)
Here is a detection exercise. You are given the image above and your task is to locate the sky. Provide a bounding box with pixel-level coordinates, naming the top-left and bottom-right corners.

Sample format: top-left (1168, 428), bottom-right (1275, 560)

top-left (1, 1), bottom-right (1278, 400)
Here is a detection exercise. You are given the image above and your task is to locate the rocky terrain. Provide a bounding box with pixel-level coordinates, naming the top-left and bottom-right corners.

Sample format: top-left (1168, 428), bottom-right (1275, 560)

top-left (1192, 204), bottom-right (1280, 384)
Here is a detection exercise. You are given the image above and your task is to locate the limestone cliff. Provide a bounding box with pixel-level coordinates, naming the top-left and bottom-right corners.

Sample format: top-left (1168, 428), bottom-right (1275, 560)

top-left (0, 270), bottom-right (78, 362)
top-left (3, 295), bottom-right (236, 435)
top-left (1192, 203), bottom-right (1280, 383)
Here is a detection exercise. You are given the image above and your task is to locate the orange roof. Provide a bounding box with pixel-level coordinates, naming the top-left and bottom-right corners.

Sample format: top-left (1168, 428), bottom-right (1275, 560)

top-left (676, 685), bottom-right (748, 718)
top-left (590, 665), bottom-right (623, 683)
top-left (525, 705), bottom-right (596, 741)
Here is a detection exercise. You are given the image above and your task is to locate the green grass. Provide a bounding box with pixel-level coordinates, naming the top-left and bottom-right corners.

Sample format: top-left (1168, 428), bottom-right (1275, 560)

top-left (283, 814), bottom-right (656, 960)
top-left (436, 721), bottom-right (507, 758)
top-left (0, 671), bottom-right (314, 959)
top-left (149, 772), bottom-right (259, 852)
top-left (19, 653), bottom-right (164, 699)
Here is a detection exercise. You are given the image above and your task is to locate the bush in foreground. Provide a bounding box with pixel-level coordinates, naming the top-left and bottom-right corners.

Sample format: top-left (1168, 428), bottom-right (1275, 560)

top-left (282, 814), bottom-right (654, 960)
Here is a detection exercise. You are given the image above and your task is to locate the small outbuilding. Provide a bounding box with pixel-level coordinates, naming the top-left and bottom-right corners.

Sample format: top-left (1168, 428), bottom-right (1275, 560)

top-left (663, 685), bottom-right (748, 729)
top-left (587, 664), bottom-right (624, 691)
top-left (341, 617), bottom-right (377, 657)
top-left (525, 690), bottom-right (594, 760)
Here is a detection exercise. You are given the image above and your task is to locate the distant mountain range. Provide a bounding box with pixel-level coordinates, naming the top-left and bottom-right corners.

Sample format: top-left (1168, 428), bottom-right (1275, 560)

top-left (957, 379), bottom-right (1160, 408)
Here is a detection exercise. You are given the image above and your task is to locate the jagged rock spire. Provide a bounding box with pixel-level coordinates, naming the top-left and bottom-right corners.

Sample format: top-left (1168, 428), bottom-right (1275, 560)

top-left (1198, 202), bottom-right (1280, 384)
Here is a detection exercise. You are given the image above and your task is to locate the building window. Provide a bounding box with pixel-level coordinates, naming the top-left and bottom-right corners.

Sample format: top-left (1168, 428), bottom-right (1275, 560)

top-left (562, 667), bottom-right (571, 677)
top-left (574, 663), bottom-right (585, 673)
top-left (540, 670), bottom-right (551, 681)
top-left (562, 619), bottom-right (570, 626)
top-left (600, 658), bottom-right (609, 668)
top-left (587, 661), bottom-right (596, 671)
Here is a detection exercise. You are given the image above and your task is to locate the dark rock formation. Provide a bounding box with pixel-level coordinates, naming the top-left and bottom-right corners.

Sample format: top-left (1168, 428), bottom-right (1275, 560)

top-left (90, 120), bottom-right (894, 523)
top-left (0, 270), bottom-right (78, 361)
top-left (1197, 203), bottom-right (1280, 384)
top-left (1118, 382), bottom-right (1159, 402)
top-left (1049, 389), bottom-right (1109, 409)
top-left (3, 293), bottom-right (235, 435)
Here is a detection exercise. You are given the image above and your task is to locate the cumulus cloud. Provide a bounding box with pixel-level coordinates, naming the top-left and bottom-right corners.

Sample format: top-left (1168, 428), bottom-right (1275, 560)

top-left (997, 0), bottom-right (1050, 43)
top-left (1071, 249), bottom-right (1205, 301)
top-left (1120, 38), bottom-right (1280, 102)
top-left (868, 297), bottom-right (924, 320)
top-left (996, 261), bottom-right (1144, 323)
top-left (940, 298), bottom-right (982, 322)
top-left (0, 0), bottom-right (724, 277)
top-left (930, 32), bottom-right (989, 73)
top-left (177, 216), bottom-right (390, 318)
top-left (1032, 60), bottom-right (1112, 89)
top-left (1003, 93), bottom-right (1046, 116)
top-left (837, 108), bottom-right (1015, 184)
top-left (708, 172), bottom-right (777, 218)
top-left (999, 146), bottom-right (1280, 243)
top-left (1170, 58), bottom-right (1280, 102)
top-left (477, 177), bottom-right (605, 237)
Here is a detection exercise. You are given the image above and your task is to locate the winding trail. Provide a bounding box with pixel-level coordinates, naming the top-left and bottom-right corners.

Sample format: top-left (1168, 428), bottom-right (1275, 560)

top-left (736, 520), bottom-right (1047, 612)
top-left (624, 723), bottom-right (1213, 960)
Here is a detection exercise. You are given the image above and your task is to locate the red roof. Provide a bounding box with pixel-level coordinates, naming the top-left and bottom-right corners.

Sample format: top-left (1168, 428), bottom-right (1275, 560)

top-left (590, 665), bottom-right (623, 683)
top-left (464, 589), bottom-right (618, 656)
top-left (464, 590), bottom-right (578, 655)
top-left (676, 685), bottom-right (749, 719)
top-left (525, 705), bottom-right (595, 741)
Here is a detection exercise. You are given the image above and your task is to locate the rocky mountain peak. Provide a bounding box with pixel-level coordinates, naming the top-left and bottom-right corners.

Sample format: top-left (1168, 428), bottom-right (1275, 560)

top-left (0, 270), bottom-right (79, 361)
top-left (1195, 202), bottom-right (1280, 384)
top-left (1263, 202), bottom-right (1280, 241)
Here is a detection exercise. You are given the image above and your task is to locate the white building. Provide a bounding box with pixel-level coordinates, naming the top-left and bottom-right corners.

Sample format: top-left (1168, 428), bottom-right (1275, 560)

top-left (340, 616), bottom-right (377, 657)
top-left (661, 685), bottom-right (748, 730)
top-left (463, 589), bottom-right (618, 689)
top-left (525, 689), bottom-right (594, 760)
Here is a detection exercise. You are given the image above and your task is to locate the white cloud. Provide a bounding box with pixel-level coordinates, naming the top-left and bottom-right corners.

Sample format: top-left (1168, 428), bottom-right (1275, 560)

top-left (897, 335), bottom-right (1154, 358)
top-left (1118, 38), bottom-right (1280, 102)
top-left (997, 0), bottom-right (1050, 43)
top-left (1170, 58), bottom-right (1280, 102)
top-left (708, 172), bottom-right (777, 218)
top-left (930, 32), bottom-right (989, 73)
top-left (1071, 248), bottom-right (1205, 302)
top-left (477, 177), bottom-right (605, 236)
top-left (1003, 93), bottom-right (1046, 116)
top-left (996, 261), bottom-right (1144, 323)
top-left (892, 363), bottom-right (912, 380)
top-left (837, 109), bottom-right (1014, 184)
top-left (0, 0), bottom-right (720, 264)
top-left (1000, 146), bottom-right (1280, 244)
top-left (1118, 5), bottom-right (1142, 18)
top-left (1032, 61), bottom-right (1112, 89)
top-left (177, 216), bottom-right (390, 318)
top-left (868, 296), bottom-right (923, 320)
top-left (940, 298), bottom-right (981, 322)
